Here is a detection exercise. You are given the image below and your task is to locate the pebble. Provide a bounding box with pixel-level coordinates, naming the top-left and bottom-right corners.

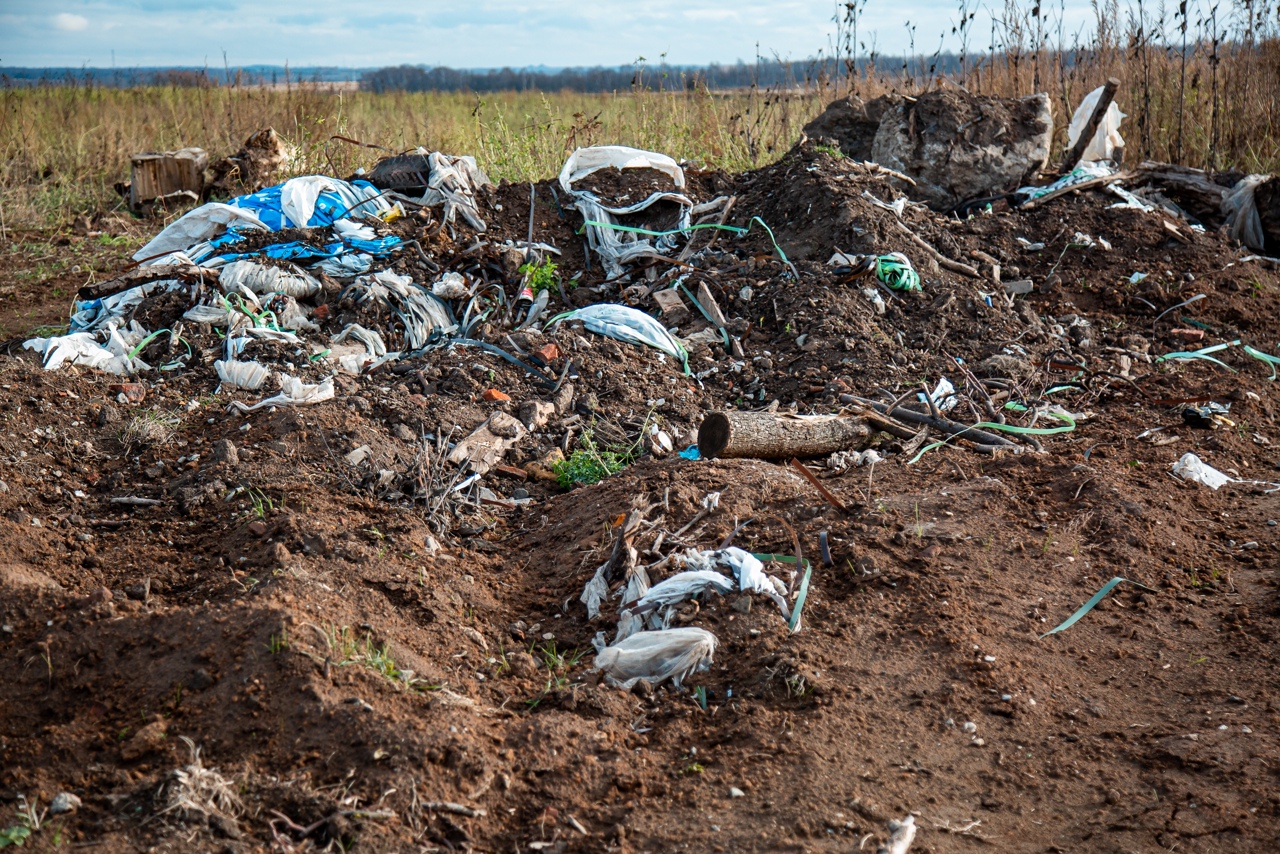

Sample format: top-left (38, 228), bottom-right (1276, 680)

top-left (972, 738), bottom-right (985, 746)
top-left (944, 718), bottom-right (955, 728)
top-left (1268, 520), bottom-right (1277, 527)
top-left (50, 792), bottom-right (81, 815)
top-left (962, 721), bottom-right (978, 734)
top-left (729, 787), bottom-right (745, 799)
top-left (1001, 694), bottom-right (1012, 702)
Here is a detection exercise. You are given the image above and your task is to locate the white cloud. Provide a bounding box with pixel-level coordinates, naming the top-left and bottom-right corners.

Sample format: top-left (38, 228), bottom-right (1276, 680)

top-left (53, 13), bottom-right (89, 31)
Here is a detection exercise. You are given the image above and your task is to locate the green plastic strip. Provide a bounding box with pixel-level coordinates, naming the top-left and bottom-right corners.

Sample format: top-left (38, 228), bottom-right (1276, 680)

top-left (1156, 338), bottom-right (1241, 372)
top-left (676, 280), bottom-right (731, 349)
top-left (1244, 344), bottom-right (1280, 381)
top-left (752, 553), bottom-right (814, 633)
top-left (1039, 576), bottom-right (1157, 639)
top-left (971, 410), bottom-right (1077, 436)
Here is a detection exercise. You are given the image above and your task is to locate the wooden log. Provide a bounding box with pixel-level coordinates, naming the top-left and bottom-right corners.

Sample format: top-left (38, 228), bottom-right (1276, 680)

top-left (1060, 77), bottom-right (1120, 171)
top-left (698, 411), bottom-right (870, 459)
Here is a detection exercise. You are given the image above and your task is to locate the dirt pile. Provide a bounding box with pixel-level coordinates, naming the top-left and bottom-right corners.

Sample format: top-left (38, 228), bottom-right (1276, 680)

top-left (2, 139), bottom-right (1280, 853)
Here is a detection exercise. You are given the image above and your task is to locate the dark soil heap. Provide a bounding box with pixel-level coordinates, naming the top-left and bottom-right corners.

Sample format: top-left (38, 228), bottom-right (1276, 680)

top-left (2, 139), bottom-right (1280, 853)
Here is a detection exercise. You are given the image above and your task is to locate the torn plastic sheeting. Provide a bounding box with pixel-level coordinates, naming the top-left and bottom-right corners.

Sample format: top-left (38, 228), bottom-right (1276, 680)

top-left (70, 280), bottom-right (183, 332)
top-left (227, 375), bottom-right (334, 413)
top-left (344, 270), bottom-right (456, 350)
top-left (432, 271), bottom-right (469, 299)
top-left (583, 216), bottom-right (798, 280)
top-left (219, 259), bottom-right (320, 299)
top-left (592, 627), bottom-right (717, 690)
top-left (924, 377), bottom-right (959, 412)
top-left (133, 203), bottom-right (268, 262)
top-left (548, 304), bottom-right (689, 373)
top-left (24, 320), bottom-right (152, 375)
top-left (559, 146), bottom-right (691, 278)
top-left (1039, 577), bottom-right (1155, 639)
top-left (624, 570), bottom-right (736, 618)
top-left (214, 359), bottom-right (271, 391)
top-left (1066, 85), bottom-right (1126, 163)
top-left (1222, 174), bottom-right (1271, 252)
top-left (1017, 161), bottom-right (1116, 201)
top-left (333, 324), bottom-right (389, 359)
top-left (1170, 452), bottom-right (1280, 492)
top-left (236, 176), bottom-right (392, 231)
top-left (416, 152), bottom-right (492, 232)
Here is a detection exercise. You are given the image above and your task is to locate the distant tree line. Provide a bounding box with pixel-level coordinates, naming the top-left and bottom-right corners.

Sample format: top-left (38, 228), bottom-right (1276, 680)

top-left (359, 60), bottom-right (841, 93)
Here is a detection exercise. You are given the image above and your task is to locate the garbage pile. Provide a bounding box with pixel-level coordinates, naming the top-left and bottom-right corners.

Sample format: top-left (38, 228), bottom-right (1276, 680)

top-left (18, 94), bottom-right (1280, 687)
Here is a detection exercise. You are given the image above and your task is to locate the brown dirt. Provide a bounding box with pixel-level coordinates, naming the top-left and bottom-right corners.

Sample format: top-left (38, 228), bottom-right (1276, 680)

top-left (2, 142), bottom-right (1280, 852)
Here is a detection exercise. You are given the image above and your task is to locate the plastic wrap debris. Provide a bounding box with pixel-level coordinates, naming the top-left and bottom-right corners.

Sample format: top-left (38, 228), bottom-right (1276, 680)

top-left (432, 271), bottom-right (470, 299)
top-left (1018, 161), bottom-right (1115, 201)
top-left (214, 359), bottom-right (271, 391)
top-left (368, 150), bottom-right (492, 231)
top-left (343, 270), bottom-right (455, 349)
top-left (1172, 452), bottom-right (1280, 492)
top-left (876, 252), bottom-right (921, 292)
top-left (1066, 85), bottom-right (1126, 163)
top-left (227, 375), bottom-right (335, 414)
top-left (1223, 174), bottom-right (1271, 252)
top-left (1107, 183), bottom-right (1155, 211)
top-left (559, 146), bottom-right (692, 278)
top-left (1172, 453), bottom-right (1233, 489)
top-left (24, 320), bottom-right (151, 375)
top-left (70, 280), bottom-right (182, 332)
top-left (548, 304), bottom-right (688, 371)
top-left (183, 304), bottom-right (236, 326)
top-left (592, 627), bottom-right (717, 689)
top-left (133, 203), bottom-right (267, 262)
top-left (234, 176), bottom-right (391, 231)
top-left (1182, 402), bottom-right (1234, 429)
top-left (624, 570), bottom-right (736, 621)
top-left (828, 449), bottom-right (883, 472)
top-left (219, 260), bottom-right (321, 299)
top-left (925, 377), bottom-right (959, 411)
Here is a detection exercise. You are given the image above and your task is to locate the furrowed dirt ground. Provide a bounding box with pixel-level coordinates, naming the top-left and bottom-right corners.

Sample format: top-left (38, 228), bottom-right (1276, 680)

top-left (2, 142), bottom-right (1280, 853)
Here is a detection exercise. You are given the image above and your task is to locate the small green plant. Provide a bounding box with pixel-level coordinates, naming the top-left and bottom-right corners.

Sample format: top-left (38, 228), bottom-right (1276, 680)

top-left (813, 143), bottom-right (842, 157)
top-left (913, 502), bottom-right (924, 538)
top-left (682, 762), bottom-right (705, 775)
top-left (246, 486), bottom-right (275, 520)
top-left (267, 629), bottom-right (289, 654)
top-left (785, 673), bottom-right (809, 699)
top-left (553, 428), bottom-right (632, 488)
top-left (0, 796), bottom-right (45, 848)
top-left (519, 259), bottom-right (560, 295)
top-left (693, 685), bottom-right (709, 710)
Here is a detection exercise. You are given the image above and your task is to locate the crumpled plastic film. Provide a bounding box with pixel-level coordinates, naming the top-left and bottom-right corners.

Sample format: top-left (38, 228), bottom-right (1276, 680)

top-left (559, 146), bottom-right (693, 278)
top-left (548, 304), bottom-right (688, 372)
top-left (592, 627), bottom-right (718, 689)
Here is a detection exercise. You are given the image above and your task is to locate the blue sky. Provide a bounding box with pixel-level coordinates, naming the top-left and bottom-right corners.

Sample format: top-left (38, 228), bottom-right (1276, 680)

top-left (0, 1), bottom-right (1100, 69)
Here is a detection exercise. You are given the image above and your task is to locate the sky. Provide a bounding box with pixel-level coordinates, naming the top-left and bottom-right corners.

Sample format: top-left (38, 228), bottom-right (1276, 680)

top-left (0, 1), bottom-right (1102, 70)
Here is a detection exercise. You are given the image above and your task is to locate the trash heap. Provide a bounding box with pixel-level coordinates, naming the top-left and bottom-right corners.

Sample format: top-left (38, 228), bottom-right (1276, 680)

top-left (18, 93), bottom-right (1280, 694)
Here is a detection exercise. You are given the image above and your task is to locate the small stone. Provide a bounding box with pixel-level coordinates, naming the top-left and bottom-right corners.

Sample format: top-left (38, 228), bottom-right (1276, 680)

top-left (481, 388), bottom-right (511, 402)
top-left (108, 382), bottom-right (146, 404)
top-left (508, 652), bottom-right (538, 677)
top-left (49, 792), bottom-right (81, 815)
top-left (7, 510), bottom-right (31, 526)
top-left (973, 737), bottom-right (985, 746)
top-left (518, 400), bottom-right (556, 430)
top-left (211, 439), bottom-right (238, 466)
top-left (1268, 520), bottom-right (1277, 527)
top-left (393, 423), bottom-right (417, 442)
top-left (189, 668), bottom-right (215, 691)
top-left (271, 542), bottom-right (292, 566)
top-left (729, 787), bottom-right (746, 799)
top-left (82, 554), bottom-right (103, 569)
top-left (962, 721), bottom-right (978, 734)
top-left (730, 595), bottom-right (752, 615)
top-left (1001, 694), bottom-right (1012, 702)
top-left (98, 404), bottom-right (121, 426)
top-left (248, 521), bottom-right (267, 537)
top-left (344, 445), bottom-right (371, 467)
top-left (944, 718), bottom-right (955, 727)
top-left (75, 586), bottom-right (112, 609)
top-left (121, 719), bottom-right (168, 760)
top-left (1105, 790), bottom-right (1120, 805)
top-left (534, 343), bottom-right (562, 363)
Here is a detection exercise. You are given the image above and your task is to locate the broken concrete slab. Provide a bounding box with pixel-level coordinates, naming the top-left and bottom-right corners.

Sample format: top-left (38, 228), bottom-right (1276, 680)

top-left (803, 89), bottom-right (1053, 210)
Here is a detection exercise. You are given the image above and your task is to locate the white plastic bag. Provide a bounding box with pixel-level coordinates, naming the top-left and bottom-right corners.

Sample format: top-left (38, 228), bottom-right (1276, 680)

top-left (592, 627), bottom-right (717, 689)
top-left (1066, 86), bottom-right (1126, 163)
top-left (1172, 452), bottom-right (1231, 489)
